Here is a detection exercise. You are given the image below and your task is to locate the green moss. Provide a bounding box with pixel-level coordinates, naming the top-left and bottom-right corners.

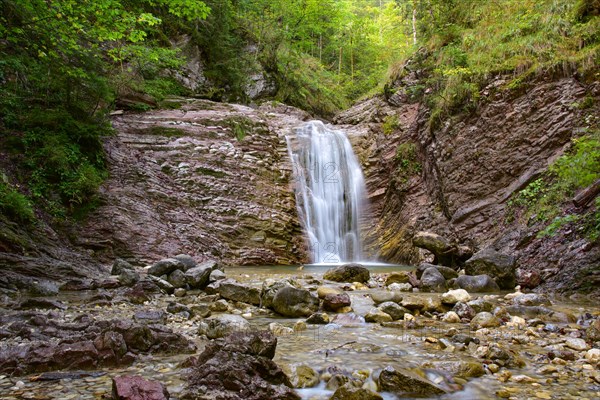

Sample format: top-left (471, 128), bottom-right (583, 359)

top-left (382, 115), bottom-right (400, 135)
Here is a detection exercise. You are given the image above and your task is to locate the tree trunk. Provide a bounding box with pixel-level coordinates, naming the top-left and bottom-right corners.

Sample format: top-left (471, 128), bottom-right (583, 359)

top-left (412, 7), bottom-right (417, 45)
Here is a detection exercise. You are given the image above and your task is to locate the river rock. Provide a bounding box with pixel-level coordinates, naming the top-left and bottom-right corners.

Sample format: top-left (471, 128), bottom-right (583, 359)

top-left (364, 308), bottom-right (393, 323)
top-left (197, 314), bottom-right (250, 339)
top-left (422, 360), bottom-right (485, 378)
top-left (218, 280), bottom-right (261, 305)
top-left (271, 287), bottom-right (319, 317)
top-left (306, 313), bottom-right (330, 324)
top-left (285, 364), bottom-right (319, 388)
top-left (454, 274), bottom-right (500, 292)
top-left (118, 269), bottom-right (140, 287)
top-left (209, 269), bottom-right (226, 282)
top-left (323, 293), bottom-right (351, 312)
top-left (269, 323), bottom-right (294, 336)
top-left (512, 293), bottom-right (549, 306)
top-left (452, 302), bottom-right (476, 320)
top-left (173, 254), bottom-right (197, 271)
top-left (420, 267), bottom-right (446, 292)
top-left (385, 271), bottom-right (411, 285)
top-left (400, 295), bottom-right (426, 311)
top-left (112, 375), bottom-right (169, 400)
top-left (184, 261), bottom-right (218, 289)
top-left (378, 366), bottom-right (447, 396)
top-left (323, 264), bottom-right (370, 283)
top-left (585, 348), bottom-right (600, 363)
top-left (441, 289), bottom-right (471, 304)
top-left (317, 286), bottom-right (343, 299)
top-left (261, 279), bottom-right (299, 309)
top-left (465, 248), bottom-right (516, 290)
top-left (442, 311), bottom-right (461, 323)
top-left (470, 312), bottom-right (501, 329)
top-left (329, 384), bottom-right (383, 400)
top-left (564, 337), bottom-right (589, 351)
top-left (111, 259), bottom-right (134, 275)
top-left (412, 232), bottom-right (452, 261)
top-left (586, 318), bottom-right (600, 341)
top-left (416, 263), bottom-right (458, 280)
top-left (371, 291), bottom-right (403, 305)
top-left (388, 283), bottom-right (412, 291)
top-left (181, 331), bottom-right (299, 400)
top-left (148, 258), bottom-right (184, 277)
top-left (167, 269), bottom-right (187, 288)
top-left (133, 310), bottom-right (167, 325)
top-left (147, 275), bottom-right (175, 294)
top-left (378, 302), bottom-right (409, 321)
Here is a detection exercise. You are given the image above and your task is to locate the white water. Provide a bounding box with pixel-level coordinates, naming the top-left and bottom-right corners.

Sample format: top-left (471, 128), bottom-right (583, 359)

top-left (286, 121), bottom-right (367, 264)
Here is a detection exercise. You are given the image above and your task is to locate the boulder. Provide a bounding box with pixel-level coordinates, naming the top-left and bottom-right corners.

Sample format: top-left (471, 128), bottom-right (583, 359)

top-left (306, 313), bottom-right (330, 324)
top-left (470, 312), bottom-right (501, 329)
top-left (378, 302), bottom-right (409, 321)
top-left (181, 331), bottom-right (299, 400)
top-left (378, 366), bottom-right (448, 397)
top-left (330, 385), bottom-right (383, 400)
top-left (218, 280), bottom-right (261, 305)
top-left (167, 269), bottom-right (187, 288)
top-left (323, 264), bottom-right (370, 283)
top-left (111, 259), bottom-right (134, 276)
top-left (317, 286), bottom-right (343, 299)
top-left (364, 308), bottom-right (393, 323)
top-left (452, 302), bottom-right (476, 320)
top-left (147, 276), bottom-right (175, 295)
top-left (118, 269), bottom-right (140, 287)
top-left (441, 289), bottom-right (471, 305)
top-left (420, 267), bottom-right (446, 292)
top-left (209, 269), bottom-right (226, 282)
top-left (323, 293), bottom-right (351, 312)
top-left (133, 310), bottom-right (167, 325)
top-left (285, 364), bottom-right (319, 388)
top-left (261, 279), bottom-right (299, 309)
top-left (271, 287), bottom-right (319, 317)
top-left (370, 291), bottom-right (403, 305)
top-left (385, 271), bottom-right (411, 285)
top-left (454, 274), bottom-right (500, 292)
top-left (173, 254), bottom-right (197, 271)
top-left (416, 263), bottom-right (458, 280)
top-left (197, 314), bottom-right (250, 339)
top-left (184, 261), bottom-right (218, 289)
top-left (465, 248), bottom-right (517, 289)
top-left (422, 361), bottom-right (485, 378)
top-left (112, 375), bottom-right (169, 400)
top-left (148, 258), bottom-right (184, 277)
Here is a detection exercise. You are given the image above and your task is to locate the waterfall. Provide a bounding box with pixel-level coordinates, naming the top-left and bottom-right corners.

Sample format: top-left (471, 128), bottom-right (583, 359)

top-left (286, 121), bottom-right (367, 264)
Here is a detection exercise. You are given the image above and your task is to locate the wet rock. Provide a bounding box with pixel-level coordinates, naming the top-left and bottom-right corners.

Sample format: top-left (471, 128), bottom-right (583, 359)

top-left (385, 271), bottom-right (411, 285)
top-left (423, 360), bottom-right (485, 378)
top-left (167, 269), bottom-right (187, 288)
top-left (470, 312), bottom-right (501, 329)
top-left (134, 310), bottom-right (167, 325)
top-left (465, 248), bottom-right (516, 290)
top-left (371, 291), bottom-right (403, 305)
top-left (147, 276), bottom-right (175, 295)
top-left (416, 263), bottom-right (458, 280)
top-left (118, 269), bottom-right (140, 287)
top-left (306, 313), bottom-right (330, 324)
top-left (564, 337), bottom-right (589, 351)
top-left (364, 308), bottom-right (393, 323)
top-left (271, 287), bottom-right (319, 317)
top-left (400, 296), bottom-right (426, 311)
top-left (441, 289), bottom-right (471, 305)
top-left (451, 334), bottom-right (479, 346)
top-left (329, 384), bottom-right (383, 400)
top-left (317, 286), bottom-right (343, 299)
top-left (412, 232), bottom-right (453, 264)
top-left (269, 323), bottom-right (294, 336)
top-left (261, 279), bottom-right (298, 309)
top-left (112, 375), bottom-right (169, 400)
top-left (174, 288), bottom-right (186, 297)
top-left (378, 302), bottom-right (409, 321)
top-left (454, 274), bottom-right (500, 292)
top-left (209, 269), bottom-right (226, 282)
top-left (294, 321), bottom-right (307, 332)
top-left (516, 269), bottom-right (541, 289)
top-left (19, 298), bottom-right (67, 310)
top-left (388, 283), bottom-right (412, 291)
top-left (181, 331), bottom-right (299, 400)
top-left (442, 311), bottom-right (460, 323)
top-left (512, 293), bottom-right (549, 306)
top-left (148, 258), bottom-right (184, 277)
top-left (585, 318), bottom-right (600, 341)
top-left (323, 264), bottom-right (370, 283)
top-left (218, 280), bottom-right (261, 305)
top-left (378, 366), bottom-right (447, 396)
top-left (420, 267), bottom-right (446, 292)
top-left (323, 293), bottom-right (351, 312)
top-left (286, 364), bottom-right (319, 388)
top-left (173, 254), bottom-right (197, 271)
top-left (467, 298), bottom-right (493, 313)
top-left (198, 314), bottom-right (250, 339)
top-left (325, 374), bottom-right (349, 390)
top-left (184, 261), bottom-right (218, 289)
top-left (111, 259), bottom-right (134, 275)
top-left (331, 313), bottom-right (365, 326)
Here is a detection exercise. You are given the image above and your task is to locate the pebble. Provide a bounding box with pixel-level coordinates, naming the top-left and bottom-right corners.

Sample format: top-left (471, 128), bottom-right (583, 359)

top-left (535, 391), bottom-right (552, 399)
top-left (564, 337), bottom-right (589, 351)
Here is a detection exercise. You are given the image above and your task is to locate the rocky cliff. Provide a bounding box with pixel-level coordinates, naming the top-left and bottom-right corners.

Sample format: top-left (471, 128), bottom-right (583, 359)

top-left (337, 75), bottom-right (600, 296)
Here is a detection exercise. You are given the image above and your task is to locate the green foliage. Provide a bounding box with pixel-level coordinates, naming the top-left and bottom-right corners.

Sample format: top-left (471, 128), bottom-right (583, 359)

top-left (394, 141), bottom-right (421, 190)
top-left (0, 181), bottom-right (35, 223)
top-left (382, 115), bottom-right (400, 135)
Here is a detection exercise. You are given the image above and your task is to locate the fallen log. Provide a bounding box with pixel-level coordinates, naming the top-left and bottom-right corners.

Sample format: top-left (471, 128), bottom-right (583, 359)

top-left (573, 178), bottom-right (600, 207)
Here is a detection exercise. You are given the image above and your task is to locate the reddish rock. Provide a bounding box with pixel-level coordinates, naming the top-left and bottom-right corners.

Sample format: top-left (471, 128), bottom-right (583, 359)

top-left (112, 375), bottom-right (169, 400)
top-left (323, 293), bottom-right (351, 311)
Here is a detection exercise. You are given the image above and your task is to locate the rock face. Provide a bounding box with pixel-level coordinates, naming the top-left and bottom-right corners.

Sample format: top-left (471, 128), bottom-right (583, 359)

top-left (323, 264), bottom-right (370, 283)
top-left (112, 375), bottom-right (169, 400)
top-left (181, 331), bottom-right (300, 400)
top-left (465, 248), bottom-right (517, 289)
top-left (76, 100), bottom-right (309, 267)
top-left (340, 74), bottom-right (600, 296)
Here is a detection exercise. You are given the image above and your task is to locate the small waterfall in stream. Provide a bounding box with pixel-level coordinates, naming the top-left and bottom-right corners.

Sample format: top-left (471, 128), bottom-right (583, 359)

top-left (286, 121), bottom-right (367, 264)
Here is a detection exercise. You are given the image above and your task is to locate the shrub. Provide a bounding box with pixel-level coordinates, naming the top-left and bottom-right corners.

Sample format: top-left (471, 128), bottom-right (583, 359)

top-left (0, 181), bottom-right (34, 223)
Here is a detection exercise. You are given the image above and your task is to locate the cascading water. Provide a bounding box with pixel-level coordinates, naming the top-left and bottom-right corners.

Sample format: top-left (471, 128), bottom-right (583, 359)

top-left (286, 120), bottom-right (367, 264)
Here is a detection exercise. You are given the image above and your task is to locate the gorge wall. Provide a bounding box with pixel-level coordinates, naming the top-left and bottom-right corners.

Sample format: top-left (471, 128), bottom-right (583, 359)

top-left (337, 75), bottom-right (600, 296)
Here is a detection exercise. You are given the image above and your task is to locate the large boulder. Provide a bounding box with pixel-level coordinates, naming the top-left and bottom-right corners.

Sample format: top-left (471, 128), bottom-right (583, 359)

top-left (167, 269), bottom-right (187, 288)
top-left (197, 314), bottom-right (250, 339)
top-left (173, 254), bottom-right (197, 271)
top-left (184, 260), bottom-right (218, 289)
top-left (465, 248), bottom-right (517, 289)
top-left (378, 366), bottom-right (448, 397)
top-left (261, 279), bottom-right (299, 308)
top-left (419, 267), bottom-right (446, 292)
top-left (271, 287), bottom-right (319, 317)
top-left (112, 375), bottom-right (169, 400)
top-left (148, 258), bottom-right (184, 277)
top-left (378, 302), bottom-right (409, 321)
top-left (323, 264), bottom-right (370, 283)
top-left (111, 259), bottom-right (134, 275)
top-left (454, 274), bottom-right (500, 292)
top-left (416, 263), bottom-right (458, 280)
top-left (218, 280), bottom-right (261, 306)
top-left (181, 331), bottom-right (299, 400)
top-left (412, 232), bottom-right (472, 267)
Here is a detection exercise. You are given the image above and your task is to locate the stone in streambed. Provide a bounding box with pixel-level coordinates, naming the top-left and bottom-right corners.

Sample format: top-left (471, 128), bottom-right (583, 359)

top-left (167, 269), bottom-right (187, 288)
top-left (184, 260), bottom-right (218, 289)
top-left (261, 279), bottom-right (299, 308)
top-left (378, 366), bottom-right (448, 396)
top-left (134, 310), bottom-right (167, 325)
top-left (465, 248), bottom-right (516, 290)
top-left (371, 291), bottom-right (403, 305)
top-left (422, 360), bottom-right (485, 378)
top-left (197, 314), bottom-right (250, 339)
top-left (284, 364), bottom-right (319, 388)
top-left (329, 384), bottom-right (383, 400)
top-left (112, 375), bottom-right (169, 400)
top-left (441, 289), bottom-right (471, 305)
top-left (271, 287), bottom-right (319, 317)
top-left (323, 264), bottom-right (370, 283)
top-left (118, 269), bottom-right (140, 287)
top-left (420, 267), bottom-right (446, 292)
top-left (306, 313), bottom-right (330, 324)
top-left (147, 275), bottom-right (175, 295)
top-left (148, 258), bottom-right (185, 277)
top-left (209, 269), bottom-right (226, 282)
top-left (470, 312), bottom-right (501, 329)
top-left (111, 259), bottom-right (134, 275)
top-left (454, 274), bottom-right (499, 292)
top-left (385, 271), bottom-right (411, 285)
top-left (173, 254), bottom-right (197, 271)
top-left (323, 293), bottom-right (351, 312)
top-left (378, 302), bottom-right (409, 321)
top-left (364, 308), bottom-right (393, 323)
top-left (416, 263), bottom-right (458, 280)
top-left (317, 286), bottom-right (343, 299)
top-left (218, 280), bottom-right (261, 305)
